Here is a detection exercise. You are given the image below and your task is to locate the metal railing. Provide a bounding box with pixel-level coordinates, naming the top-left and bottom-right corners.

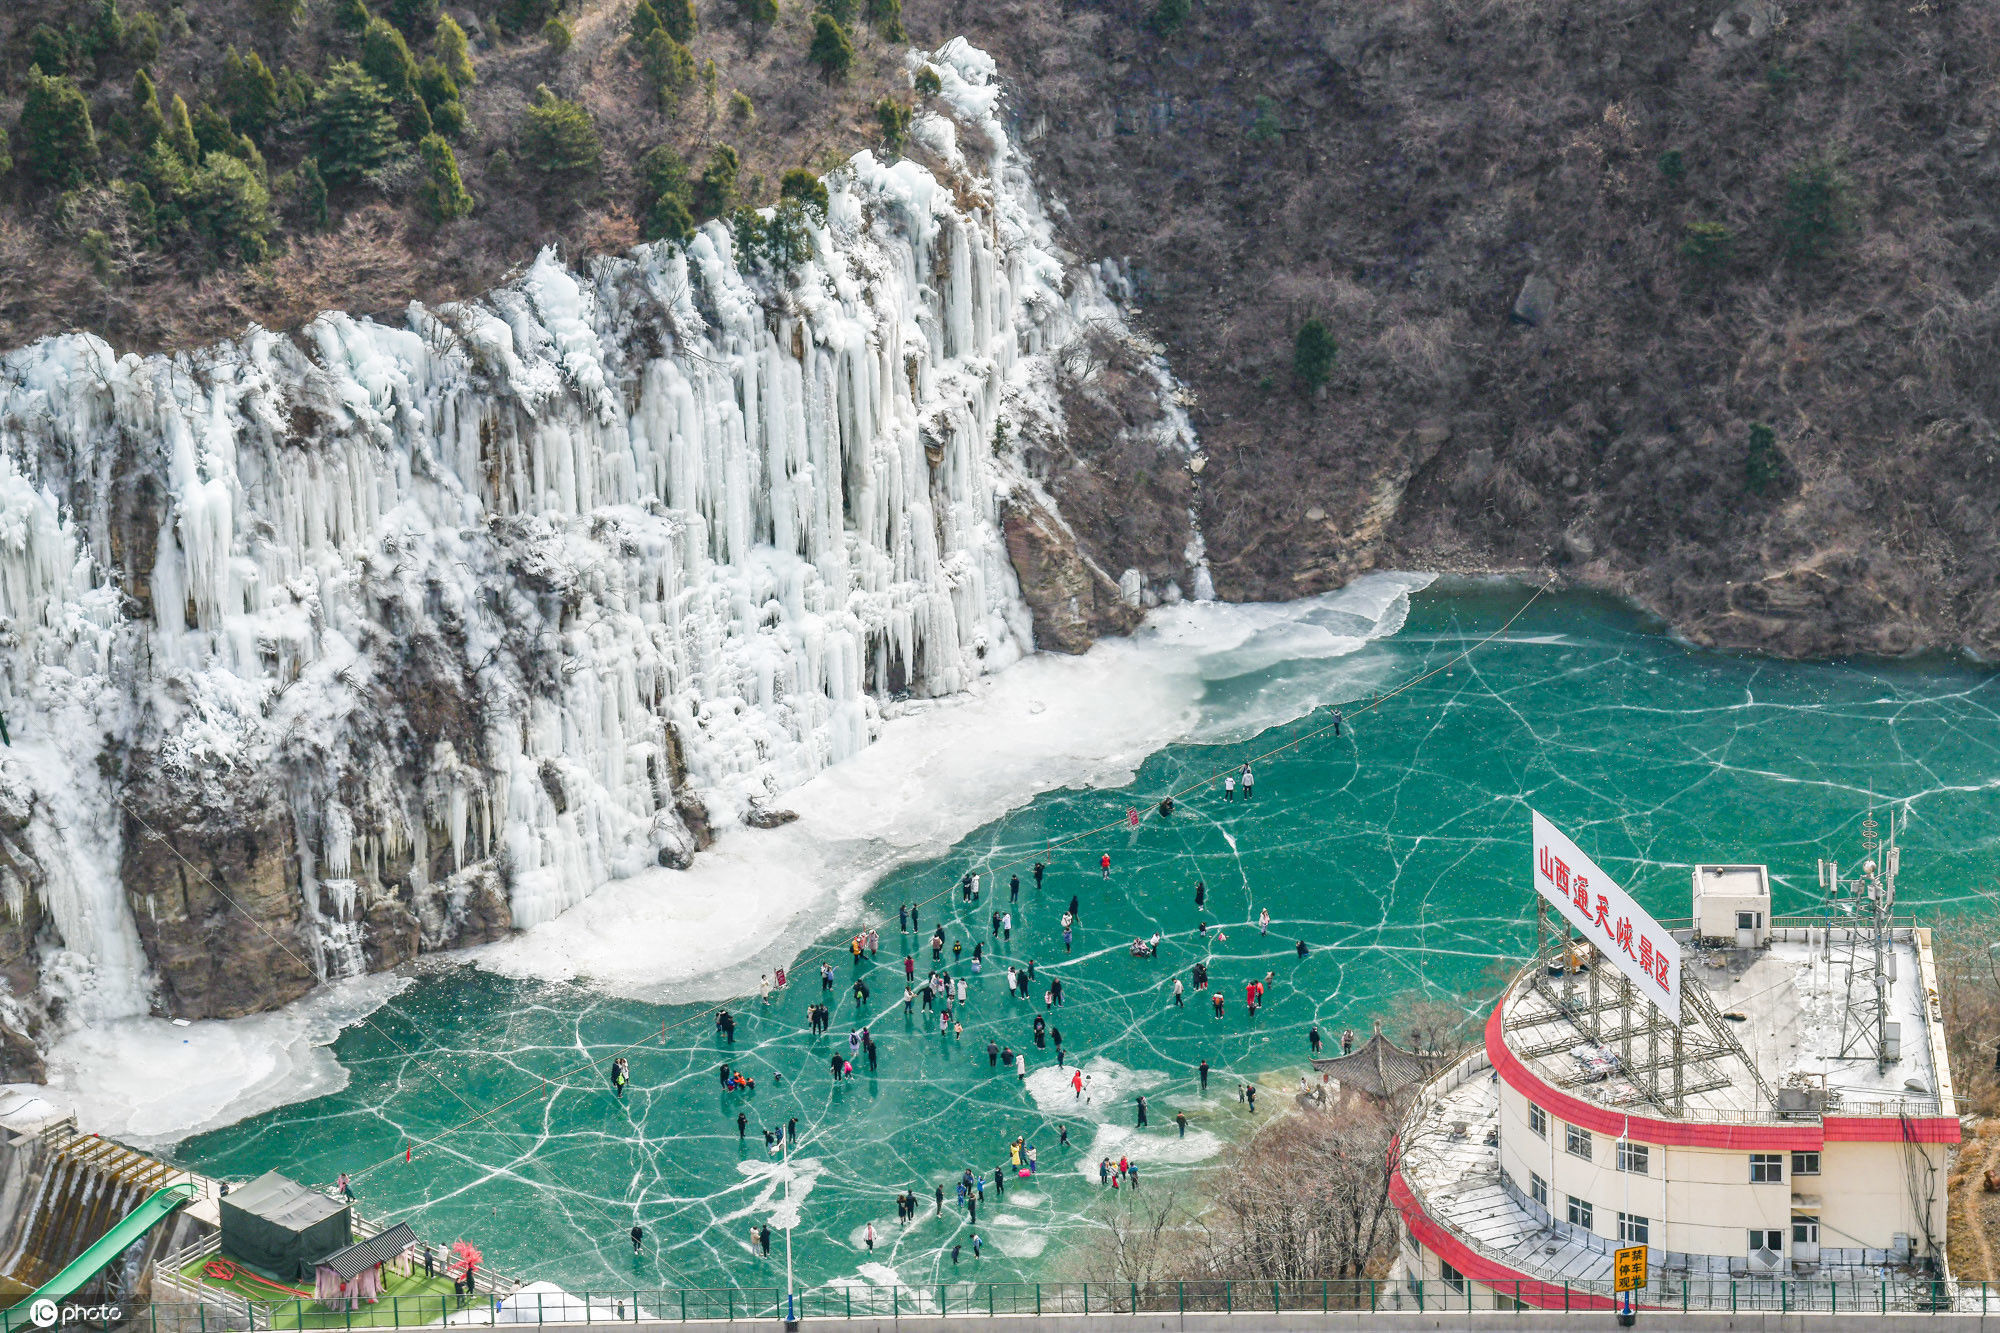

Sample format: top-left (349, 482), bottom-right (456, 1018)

top-left (85, 1277), bottom-right (2000, 1329)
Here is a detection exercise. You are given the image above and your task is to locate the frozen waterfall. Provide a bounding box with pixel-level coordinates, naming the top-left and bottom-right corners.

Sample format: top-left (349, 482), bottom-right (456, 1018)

top-left (0, 40), bottom-right (1190, 1028)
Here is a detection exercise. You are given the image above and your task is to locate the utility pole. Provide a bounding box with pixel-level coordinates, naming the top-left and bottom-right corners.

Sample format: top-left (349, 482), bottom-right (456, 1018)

top-left (782, 1130), bottom-right (798, 1331)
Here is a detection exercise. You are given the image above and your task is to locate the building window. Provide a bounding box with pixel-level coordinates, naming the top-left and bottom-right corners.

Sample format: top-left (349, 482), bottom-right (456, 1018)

top-left (1529, 1103), bottom-right (1547, 1138)
top-left (1793, 1216), bottom-right (1819, 1246)
top-left (1567, 1196), bottom-right (1594, 1231)
top-left (1616, 1140), bottom-right (1649, 1174)
top-left (1750, 1153), bottom-right (1784, 1183)
top-left (1736, 910), bottom-right (1756, 930)
top-left (1565, 1124), bottom-right (1592, 1160)
top-left (1791, 1151), bottom-right (1821, 1176)
top-left (1441, 1260), bottom-right (1465, 1294)
top-left (1618, 1212), bottom-right (1649, 1246)
top-left (1750, 1228), bottom-right (1784, 1255)
top-left (1530, 1172), bottom-right (1548, 1208)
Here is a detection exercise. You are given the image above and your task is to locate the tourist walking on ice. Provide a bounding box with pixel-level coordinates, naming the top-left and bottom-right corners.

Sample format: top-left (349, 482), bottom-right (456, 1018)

top-left (1194, 879), bottom-right (1206, 908)
top-left (864, 1223), bottom-right (876, 1252)
top-left (631, 1225), bottom-right (644, 1254)
top-left (1309, 1025), bottom-right (1323, 1054)
top-left (1034, 862), bottom-right (1045, 890)
top-left (1198, 1059), bottom-right (1210, 1092)
top-left (1224, 775), bottom-right (1234, 801)
top-left (1259, 908), bottom-right (1270, 935)
top-left (1241, 764), bottom-right (1254, 799)
top-left (1173, 978), bottom-right (1184, 1007)
top-left (1297, 939), bottom-right (1309, 958)
top-left (1333, 707), bottom-right (1343, 737)
top-left (1136, 1095), bottom-right (1148, 1127)
top-left (1176, 1111), bottom-right (1188, 1138)
top-left (1010, 874), bottom-right (1020, 902)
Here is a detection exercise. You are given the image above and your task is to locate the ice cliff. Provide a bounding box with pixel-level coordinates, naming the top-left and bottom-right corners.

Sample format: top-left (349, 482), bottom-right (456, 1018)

top-left (0, 40), bottom-right (1203, 1073)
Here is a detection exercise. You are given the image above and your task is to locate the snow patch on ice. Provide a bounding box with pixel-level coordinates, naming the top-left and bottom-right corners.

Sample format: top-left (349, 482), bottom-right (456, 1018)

top-left (29, 972), bottom-right (410, 1148)
top-left (1074, 1122), bottom-right (1226, 1179)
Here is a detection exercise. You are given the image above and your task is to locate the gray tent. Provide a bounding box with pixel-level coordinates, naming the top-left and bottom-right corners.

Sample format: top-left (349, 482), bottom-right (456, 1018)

top-left (219, 1172), bottom-right (353, 1281)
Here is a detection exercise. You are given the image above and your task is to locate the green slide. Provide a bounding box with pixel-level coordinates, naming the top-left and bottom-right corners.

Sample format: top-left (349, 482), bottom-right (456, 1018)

top-left (2, 1182), bottom-right (197, 1333)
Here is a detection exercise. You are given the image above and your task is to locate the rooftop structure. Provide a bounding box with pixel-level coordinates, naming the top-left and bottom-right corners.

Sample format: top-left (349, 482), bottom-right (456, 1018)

top-left (1391, 822), bottom-right (1963, 1314)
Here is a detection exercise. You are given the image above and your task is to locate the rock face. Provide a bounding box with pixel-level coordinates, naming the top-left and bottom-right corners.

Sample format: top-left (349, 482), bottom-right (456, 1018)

top-left (0, 42), bottom-right (1198, 1061)
top-left (1003, 495), bottom-right (1144, 653)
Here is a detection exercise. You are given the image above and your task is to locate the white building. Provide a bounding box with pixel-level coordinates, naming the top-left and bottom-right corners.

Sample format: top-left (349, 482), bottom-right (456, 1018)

top-left (1392, 853), bottom-right (1960, 1312)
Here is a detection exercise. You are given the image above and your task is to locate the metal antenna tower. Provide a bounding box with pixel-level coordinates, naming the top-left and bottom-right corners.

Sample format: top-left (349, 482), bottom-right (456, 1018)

top-left (1833, 806), bottom-right (1900, 1075)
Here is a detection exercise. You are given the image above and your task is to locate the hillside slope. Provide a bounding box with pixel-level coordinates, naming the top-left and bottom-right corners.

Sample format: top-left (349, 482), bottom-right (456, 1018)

top-left (938, 0), bottom-right (2000, 657)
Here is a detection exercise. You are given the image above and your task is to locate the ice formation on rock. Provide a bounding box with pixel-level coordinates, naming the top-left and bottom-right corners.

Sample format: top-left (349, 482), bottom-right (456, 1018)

top-left (0, 40), bottom-right (1199, 1042)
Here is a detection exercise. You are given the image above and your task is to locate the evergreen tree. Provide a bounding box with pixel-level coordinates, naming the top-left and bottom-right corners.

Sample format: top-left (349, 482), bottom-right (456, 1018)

top-left (221, 48), bottom-right (282, 140)
top-left (416, 133), bottom-right (472, 220)
top-left (28, 26), bottom-right (71, 77)
top-left (807, 14), bottom-right (853, 83)
top-left (435, 16), bottom-right (476, 88)
top-left (130, 68), bottom-right (166, 148)
top-left (1780, 157), bottom-right (1855, 264)
top-left (1745, 422), bottom-right (1781, 493)
top-left (694, 143), bottom-right (738, 217)
top-left (417, 58), bottom-right (459, 110)
top-left (122, 10), bottom-right (162, 63)
top-left (638, 144), bottom-right (688, 204)
top-left (188, 153), bottom-right (273, 260)
top-left (659, 0), bottom-right (696, 43)
top-left (629, 0), bottom-right (662, 38)
top-left (742, 0), bottom-right (778, 38)
top-left (335, 0), bottom-right (373, 31)
top-left (361, 18), bottom-right (421, 101)
top-left (875, 97), bottom-right (911, 154)
top-left (543, 16), bottom-right (574, 51)
top-left (1292, 317), bottom-right (1335, 389)
top-left (18, 67), bottom-right (99, 189)
top-left (314, 61), bottom-right (397, 183)
top-left (0, 128), bottom-right (11, 178)
top-left (913, 64), bottom-right (941, 96)
top-left (82, 0), bottom-right (126, 62)
top-left (636, 29), bottom-right (694, 107)
top-left (519, 85), bottom-right (601, 176)
top-left (192, 103), bottom-right (238, 161)
top-left (778, 167), bottom-right (827, 217)
top-left (1149, 0), bottom-right (1189, 36)
top-left (296, 156), bottom-right (329, 229)
top-left (134, 137), bottom-right (193, 209)
top-left (395, 92), bottom-right (433, 140)
top-left (278, 67), bottom-right (318, 117)
top-left (166, 93), bottom-right (199, 164)
top-left (429, 96), bottom-right (467, 137)
top-left (865, 0), bottom-right (904, 41)
top-left (385, 0), bottom-right (440, 37)
top-left (497, 0), bottom-right (560, 36)
top-left (122, 179), bottom-right (157, 240)
top-left (643, 192), bottom-right (695, 243)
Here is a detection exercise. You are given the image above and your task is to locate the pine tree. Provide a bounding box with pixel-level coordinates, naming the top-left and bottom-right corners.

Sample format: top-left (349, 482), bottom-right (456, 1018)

top-left (192, 103), bottom-right (238, 161)
top-left (258, 0), bottom-right (309, 29)
top-left (1745, 423), bottom-right (1781, 493)
top-left (130, 68), bottom-right (166, 149)
top-left (314, 61), bottom-right (397, 183)
top-left (296, 156), bottom-right (329, 230)
top-left (694, 143), bottom-right (738, 217)
top-left (1149, 0), bottom-right (1188, 35)
top-left (519, 86), bottom-right (601, 176)
top-left (18, 67), bottom-right (99, 188)
top-left (361, 18), bottom-right (421, 101)
top-left (416, 133), bottom-right (472, 220)
top-left (742, 0), bottom-right (777, 38)
top-left (659, 0), bottom-right (696, 44)
top-left (778, 167), bottom-right (827, 217)
top-left (543, 16), bottom-right (574, 51)
top-left (28, 26), bottom-right (71, 77)
top-left (434, 16), bottom-right (476, 88)
top-left (643, 192), bottom-right (695, 243)
top-left (875, 97), bottom-right (911, 154)
top-left (220, 48), bottom-right (282, 140)
top-left (912, 64), bottom-right (941, 96)
top-left (638, 145), bottom-right (688, 205)
top-left (384, 0), bottom-right (440, 37)
top-left (636, 29), bottom-right (694, 107)
top-left (629, 0), bottom-right (662, 38)
top-left (1293, 318), bottom-right (1336, 389)
top-left (0, 128), bottom-right (12, 178)
top-left (188, 153), bottom-right (273, 260)
top-left (807, 14), bottom-right (853, 83)
top-left (335, 0), bottom-right (373, 31)
top-left (864, 0), bottom-right (903, 41)
top-left (166, 93), bottom-right (199, 165)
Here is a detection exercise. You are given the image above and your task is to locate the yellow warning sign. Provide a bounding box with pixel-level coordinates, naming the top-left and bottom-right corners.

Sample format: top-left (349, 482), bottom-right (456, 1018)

top-left (1613, 1245), bottom-right (1647, 1293)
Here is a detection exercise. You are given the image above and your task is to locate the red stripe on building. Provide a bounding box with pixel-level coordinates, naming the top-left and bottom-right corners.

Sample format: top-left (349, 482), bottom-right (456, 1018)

top-left (1484, 1003), bottom-right (1959, 1147)
top-left (1388, 1162), bottom-right (1618, 1311)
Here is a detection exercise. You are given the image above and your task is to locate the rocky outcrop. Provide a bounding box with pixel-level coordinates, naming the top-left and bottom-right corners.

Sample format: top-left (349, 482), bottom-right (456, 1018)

top-left (0, 761), bottom-right (51, 1082)
top-left (119, 765), bottom-right (317, 1022)
top-left (1003, 495), bottom-right (1144, 653)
